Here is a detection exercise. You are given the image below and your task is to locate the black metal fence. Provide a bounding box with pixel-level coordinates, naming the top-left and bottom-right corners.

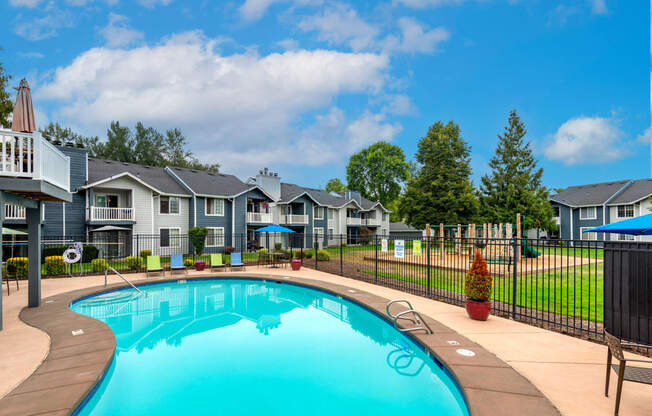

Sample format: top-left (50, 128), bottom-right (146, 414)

top-left (2, 232), bottom-right (615, 340)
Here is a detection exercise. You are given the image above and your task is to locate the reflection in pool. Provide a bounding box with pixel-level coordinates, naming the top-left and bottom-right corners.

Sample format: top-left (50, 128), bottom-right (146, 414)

top-left (71, 279), bottom-right (469, 415)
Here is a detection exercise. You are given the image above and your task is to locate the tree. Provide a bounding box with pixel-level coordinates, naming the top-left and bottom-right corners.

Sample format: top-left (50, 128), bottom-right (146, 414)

top-left (0, 59), bottom-right (13, 128)
top-left (325, 178), bottom-right (346, 194)
top-left (399, 121), bottom-right (478, 228)
top-left (346, 141), bottom-right (410, 206)
top-left (479, 110), bottom-right (554, 231)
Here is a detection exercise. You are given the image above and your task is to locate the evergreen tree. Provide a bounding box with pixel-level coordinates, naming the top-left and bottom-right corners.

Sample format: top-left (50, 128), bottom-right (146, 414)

top-left (400, 121), bottom-right (478, 228)
top-left (479, 110), bottom-right (554, 231)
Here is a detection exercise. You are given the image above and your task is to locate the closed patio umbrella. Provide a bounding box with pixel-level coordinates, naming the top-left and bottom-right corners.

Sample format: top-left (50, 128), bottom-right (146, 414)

top-left (583, 213), bottom-right (652, 236)
top-left (11, 79), bottom-right (36, 133)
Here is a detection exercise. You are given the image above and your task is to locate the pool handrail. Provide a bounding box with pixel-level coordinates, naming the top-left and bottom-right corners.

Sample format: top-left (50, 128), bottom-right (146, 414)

top-left (105, 267), bottom-right (143, 295)
top-left (386, 299), bottom-right (433, 334)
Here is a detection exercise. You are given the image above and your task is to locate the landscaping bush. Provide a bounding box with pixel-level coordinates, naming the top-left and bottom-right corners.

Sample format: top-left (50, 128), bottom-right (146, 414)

top-left (274, 242), bottom-right (282, 251)
top-left (44, 256), bottom-right (67, 276)
top-left (304, 250), bottom-right (313, 259)
top-left (223, 254), bottom-right (231, 265)
top-left (43, 245), bottom-right (67, 258)
top-left (258, 248), bottom-right (269, 254)
top-left (464, 251), bottom-right (493, 302)
top-left (81, 245), bottom-right (99, 263)
top-left (341, 242), bottom-right (347, 247)
top-left (7, 257), bottom-right (28, 277)
top-left (91, 259), bottom-right (108, 272)
top-left (189, 226), bottom-right (208, 256)
top-left (316, 250), bottom-right (330, 261)
top-left (126, 256), bottom-right (143, 271)
top-left (184, 258), bottom-right (194, 267)
top-left (140, 249), bottom-right (152, 259)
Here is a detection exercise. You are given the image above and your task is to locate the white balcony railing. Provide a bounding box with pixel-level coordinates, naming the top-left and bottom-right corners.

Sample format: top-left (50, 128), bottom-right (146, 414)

top-left (346, 217), bottom-right (362, 226)
top-left (5, 204), bottom-right (25, 220)
top-left (90, 206), bottom-right (135, 221)
top-left (246, 212), bottom-right (273, 223)
top-left (366, 217), bottom-right (381, 226)
top-left (280, 214), bottom-right (308, 224)
top-left (0, 130), bottom-right (70, 192)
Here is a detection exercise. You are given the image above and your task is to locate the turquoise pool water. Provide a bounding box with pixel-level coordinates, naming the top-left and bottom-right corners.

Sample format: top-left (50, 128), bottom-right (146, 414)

top-left (71, 279), bottom-right (469, 415)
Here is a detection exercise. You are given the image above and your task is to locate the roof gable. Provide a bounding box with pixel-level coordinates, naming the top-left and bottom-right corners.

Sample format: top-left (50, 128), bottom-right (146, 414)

top-left (550, 180), bottom-right (631, 207)
top-left (86, 159), bottom-right (190, 196)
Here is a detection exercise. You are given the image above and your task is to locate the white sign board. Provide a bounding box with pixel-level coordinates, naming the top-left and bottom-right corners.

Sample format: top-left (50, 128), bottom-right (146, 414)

top-left (394, 240), bottom-right (405, 259)
top-left (381, 239), bottom-right (388, 252)
top-left (413, 240), bottom-right (421, 256)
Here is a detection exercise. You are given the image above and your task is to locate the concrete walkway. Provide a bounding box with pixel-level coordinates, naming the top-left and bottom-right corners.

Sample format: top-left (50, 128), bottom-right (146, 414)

top-left (1, 267), bottom-right (650, 415)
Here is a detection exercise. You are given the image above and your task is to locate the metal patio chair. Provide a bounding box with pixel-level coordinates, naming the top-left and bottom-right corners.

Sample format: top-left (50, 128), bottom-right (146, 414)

top-left (604, 330), bottom-right (652, 415)
top-left (3, 264), bottom-right (19, 295)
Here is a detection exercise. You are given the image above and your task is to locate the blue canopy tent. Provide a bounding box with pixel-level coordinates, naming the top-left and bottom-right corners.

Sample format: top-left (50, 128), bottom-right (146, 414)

top-left (583, 213), bottom-right (652, 236)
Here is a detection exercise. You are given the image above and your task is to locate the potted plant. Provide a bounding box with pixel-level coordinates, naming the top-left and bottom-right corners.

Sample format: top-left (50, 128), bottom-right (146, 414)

top-left (464, 250), bottom-right (493, 321)
top-left (188, 226), bottom-right (208, 271)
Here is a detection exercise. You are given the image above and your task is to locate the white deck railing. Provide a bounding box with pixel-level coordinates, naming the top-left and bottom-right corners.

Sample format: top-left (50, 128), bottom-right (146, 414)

top-left (90, 206), bottom-right (135, 221)
top-left (0, 130), bottom-right (70, 192)
top-left (5, 204), bottom-right (26, 220)
top-left (246, 212), bottom-right (273, 223)
top-left (280, 214), bottom-right (308, 224)
top-left (366, 217), bottom-right (381, 226)
top-left (346, 217), bottom-right (362, 226)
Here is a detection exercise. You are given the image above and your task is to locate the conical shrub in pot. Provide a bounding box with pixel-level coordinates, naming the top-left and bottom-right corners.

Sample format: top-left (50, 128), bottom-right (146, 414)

top-left (464, 250), bottom-right (493, 320)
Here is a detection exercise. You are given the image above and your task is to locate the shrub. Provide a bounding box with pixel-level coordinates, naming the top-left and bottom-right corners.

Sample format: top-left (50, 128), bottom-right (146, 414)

top-left (140, 249), bottom-right (152, 259)
top-left (274, 242), bottom-right (282, 251)
top-left (81, 245), bottom-right (99, 263)
top-left (464, 251), bottom-right (493, 302)
top-left (223, 246), bottom-right (235, 254)
top-left (189, 226), bottom-right (208, 256)
top-left (316, 250), bottom-right (330, 261)
top-left (184, 258), bottom-right (194, 267)
top-left (341, 242), bottom-right (347, 247)
top-left (223, 254), bottom-right (231, 265)
top-left (7, 257), bottom-right (28, 277)
top-left (126, 256), bottom-right (143, 271)
top-left (304, 250), bottom-right (313, 259)
top-left (258, 248), bottom-right (269, 254)
top-left (43, 245), bottom-right (67, 257)
top-left (91, 259), bottom-right (108, 273)
top-left (44, 256), bottom-right (67, 275)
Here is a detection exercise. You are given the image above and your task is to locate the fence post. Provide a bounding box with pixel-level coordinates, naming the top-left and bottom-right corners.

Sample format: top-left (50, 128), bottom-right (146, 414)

top-left (512, 235), bottom-right (519, 320)
top-left (300, 244), bottom-right (303, 266)
top-left (340, 234), bottom-right (343, 276)
top-left (314, 240), bottom-right (318, 270)
top-left (374, 234), bottom-right (378, 284)
top-left (426, 224), bottom-right (431, 298)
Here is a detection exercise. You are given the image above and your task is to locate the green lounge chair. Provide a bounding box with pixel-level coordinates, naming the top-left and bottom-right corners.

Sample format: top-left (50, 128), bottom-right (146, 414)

top-left (147, 255), bottom-right (165, 278)
top-left (210, 254), bottom-right (226, 272)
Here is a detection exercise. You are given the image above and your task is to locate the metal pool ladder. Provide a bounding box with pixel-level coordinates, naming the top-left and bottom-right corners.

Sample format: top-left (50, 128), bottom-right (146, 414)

top-left (105, 267), bottom-right (143, 295)
top-left (386, 299), bottom-right (433, 334)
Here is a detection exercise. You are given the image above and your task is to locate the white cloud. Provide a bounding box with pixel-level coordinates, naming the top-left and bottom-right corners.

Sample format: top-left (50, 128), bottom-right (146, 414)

top-left (239, 0), bottom-right (320, 22)
top-left (393, 0), bottom-right (467, 8)
top-left (37, 31), bottom-right (391, 175)
top-left (137, 0), bottom-right (173, 7)
top-left (380, 94), bottom-right (417, 116)
top-left (9, 0), bottom-right (43, 7)
top-left (637, 127), bottom-right (652, 144)
top-left (18, 52), bottom-right (45, 59)
top-left (276, 38), bottom-right (300, 50)
top-left (14, 6), bottom-right (75, 41)
top-left (297, 4), bottom-right (379, 51)
top-left (544, 116), bottom-right (627, 165)
top-left (590, 0), bottom-right (607, 15)
top-left (100, 13), bottom-right (144, 48)
top-left (381, 17), bottom-right (449, 54)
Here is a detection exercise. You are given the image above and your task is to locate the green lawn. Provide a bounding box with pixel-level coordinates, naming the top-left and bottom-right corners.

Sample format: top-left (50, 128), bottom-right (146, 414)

top-left (359, 263), bottom-right (603, 323)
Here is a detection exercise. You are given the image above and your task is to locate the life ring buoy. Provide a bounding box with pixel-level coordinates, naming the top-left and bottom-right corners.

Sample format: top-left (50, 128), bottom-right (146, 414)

top-left (63, 248), bottom-right (81, 264)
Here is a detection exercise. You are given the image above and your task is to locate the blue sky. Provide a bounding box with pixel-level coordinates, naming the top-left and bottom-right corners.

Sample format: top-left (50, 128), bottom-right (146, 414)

top-left (1, 0), bottom-right (649, 190)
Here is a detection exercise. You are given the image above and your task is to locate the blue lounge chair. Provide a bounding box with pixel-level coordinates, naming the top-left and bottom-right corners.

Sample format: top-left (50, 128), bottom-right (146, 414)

top-left (230, 252), bottom-right (245, 271)
top-left (170, 254), bottom-right (188, 275)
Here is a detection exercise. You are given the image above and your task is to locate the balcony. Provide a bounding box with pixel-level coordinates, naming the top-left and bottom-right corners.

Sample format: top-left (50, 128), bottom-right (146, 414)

top-left (5, 204), bottom-right (26, 220)
top-left (90, 206), bottom-right (135, 221)
top-left (280, 214), bottom-right (309, 224)
top-left (246, 212), bottom-right (273, 223)
top-left (0, 130), bottom-right (70, 192)
top-left (346, 217), bottom-right (362, 226)
top-left (366, 217), bottom-right (381, 226)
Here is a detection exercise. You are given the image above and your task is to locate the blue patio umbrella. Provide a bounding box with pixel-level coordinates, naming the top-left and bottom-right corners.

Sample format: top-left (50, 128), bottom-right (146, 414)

top-left (583, 213), bottom-right (652, 235)
top-left (255, 225), bottom-right (296, 233)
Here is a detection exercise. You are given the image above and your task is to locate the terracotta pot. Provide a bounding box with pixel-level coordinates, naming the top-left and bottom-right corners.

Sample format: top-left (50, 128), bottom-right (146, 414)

top-left (195, 261), bottom-right (206, 271)
top-left (291, 259), bottom-right (301, 271)
top-left (465, 299), bottom-right (491, 321)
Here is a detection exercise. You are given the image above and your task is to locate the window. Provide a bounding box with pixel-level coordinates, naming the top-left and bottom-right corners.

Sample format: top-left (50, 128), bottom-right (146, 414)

top-left (160, 228), bottom-right (180, 247)
top-left (579, 207), bottom-right (596, 220)
top-left (314, 227), bottom-right (324, 239)
top-left (382, 212), bottom-right (388, 221)
top-left (206, 227), bottom-right (225, 247)
top-left (95, 195), bottom-right (118, 208)
top-left (617, 205), bottom-right (634, 218)
top-left (617, 233), bottom-right (635, 241)
top-left (553, 206), bottom-right (560, 217)
top-left (328, 209), bottom-right (335, 220)
top-left (328, 228), bottom-right (334, 239)
top-left (160, 196), bottom-right (179, 214)
top-left (314, 206), bottom-right (323, 219)
top-left (580, 227), bottom-right (597, 241)
top-left (206, 198), bottom-right (224, 216)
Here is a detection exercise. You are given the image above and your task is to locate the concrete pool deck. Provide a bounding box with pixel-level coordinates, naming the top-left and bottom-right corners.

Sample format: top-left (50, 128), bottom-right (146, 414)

top-left (0, 267), bottom-right (650, 415)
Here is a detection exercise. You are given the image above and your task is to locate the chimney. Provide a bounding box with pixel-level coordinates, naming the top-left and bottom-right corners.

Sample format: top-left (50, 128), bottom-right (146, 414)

top-left (345, 189), bottom-right (361, 204)
top-left (255, 168), bottom-right (281, 201)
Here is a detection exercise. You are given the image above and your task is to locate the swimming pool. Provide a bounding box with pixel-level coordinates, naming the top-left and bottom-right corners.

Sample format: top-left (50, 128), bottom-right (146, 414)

top-left (70, 278), bottom-right (469, 415)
